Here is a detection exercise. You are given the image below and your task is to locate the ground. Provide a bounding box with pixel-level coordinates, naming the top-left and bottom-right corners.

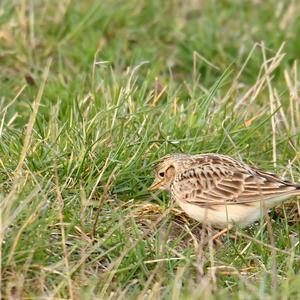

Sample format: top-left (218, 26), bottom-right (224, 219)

top-left (1, 0), bottom-right (300, 299)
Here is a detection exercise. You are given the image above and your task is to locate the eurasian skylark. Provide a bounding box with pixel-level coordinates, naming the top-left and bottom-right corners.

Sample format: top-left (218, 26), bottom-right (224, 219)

top-left (149, 153), bottom-right (300, 227)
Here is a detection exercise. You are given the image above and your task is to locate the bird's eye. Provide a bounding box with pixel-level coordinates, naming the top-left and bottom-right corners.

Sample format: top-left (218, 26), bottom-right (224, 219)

top-left (159, 172), bottom-right (165, 178)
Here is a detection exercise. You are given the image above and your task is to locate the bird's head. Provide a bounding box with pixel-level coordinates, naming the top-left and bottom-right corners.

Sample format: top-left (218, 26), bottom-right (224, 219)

top-left (148, 153), bottom-right (190, 191)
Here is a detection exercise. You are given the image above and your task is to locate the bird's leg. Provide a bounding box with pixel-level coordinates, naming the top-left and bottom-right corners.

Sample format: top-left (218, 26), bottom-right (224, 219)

top-left (210, 227), bottom-right (228, 241)
top-left (209, 225), bottom-right (233, 242)
top-left (203, 226), bottom-right (222, 246)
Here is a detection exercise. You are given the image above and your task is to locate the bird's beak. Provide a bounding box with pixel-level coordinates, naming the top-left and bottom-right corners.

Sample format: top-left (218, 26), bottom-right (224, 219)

top-left (148, 179), bottom-right (164, 191)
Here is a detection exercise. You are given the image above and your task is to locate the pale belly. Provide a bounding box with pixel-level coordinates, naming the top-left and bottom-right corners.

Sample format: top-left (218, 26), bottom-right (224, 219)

top-left (174, 192), bottom-right (298, 227)
top-left (177, 201), bottom-right (261, 227)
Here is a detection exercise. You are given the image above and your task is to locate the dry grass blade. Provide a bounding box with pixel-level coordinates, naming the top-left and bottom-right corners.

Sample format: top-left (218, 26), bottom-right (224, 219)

top-left (261, 42), bottom-right (277, 168)
top-left (50, 104), bottom-right (74, 300)
top-left (92, 165), bottom-right (120, 238)
top-left (15, 59), bottom-right (52, 174)
top-left (234, 231), bottom-right (300, 260)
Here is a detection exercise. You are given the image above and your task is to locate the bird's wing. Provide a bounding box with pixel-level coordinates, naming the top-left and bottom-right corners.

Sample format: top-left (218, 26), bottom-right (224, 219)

top-left (171, 161), bottom-right (298, 206)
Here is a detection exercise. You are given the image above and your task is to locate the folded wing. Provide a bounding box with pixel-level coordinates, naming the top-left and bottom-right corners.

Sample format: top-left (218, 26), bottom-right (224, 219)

top-left (171, 159), bottom-right (299, 206)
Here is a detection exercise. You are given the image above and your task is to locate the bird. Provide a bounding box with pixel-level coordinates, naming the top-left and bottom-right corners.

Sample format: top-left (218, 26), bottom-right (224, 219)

top-left (149, 153), bottom-right (300, 228)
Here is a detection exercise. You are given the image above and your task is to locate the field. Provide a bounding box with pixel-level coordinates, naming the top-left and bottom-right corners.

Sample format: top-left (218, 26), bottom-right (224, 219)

top-left (1, 0), bottom-right (300, 299)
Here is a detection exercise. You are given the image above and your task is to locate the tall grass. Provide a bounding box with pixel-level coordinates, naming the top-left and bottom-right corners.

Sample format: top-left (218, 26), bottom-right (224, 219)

top-left (1, 0), bottom-right (300, 298)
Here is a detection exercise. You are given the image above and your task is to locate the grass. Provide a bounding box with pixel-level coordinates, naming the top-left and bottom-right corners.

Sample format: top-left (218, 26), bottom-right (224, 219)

top-left (1, 0), bottom-right (300, 298)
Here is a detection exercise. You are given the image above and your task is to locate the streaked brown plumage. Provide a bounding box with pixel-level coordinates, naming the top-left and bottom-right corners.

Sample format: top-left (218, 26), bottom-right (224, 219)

top-left (149, 153), bottom-right (300, 227)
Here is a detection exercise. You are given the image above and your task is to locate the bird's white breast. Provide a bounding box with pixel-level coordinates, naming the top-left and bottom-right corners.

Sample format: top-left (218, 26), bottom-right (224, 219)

top-left (176, 201), bottom-right (262, 227)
